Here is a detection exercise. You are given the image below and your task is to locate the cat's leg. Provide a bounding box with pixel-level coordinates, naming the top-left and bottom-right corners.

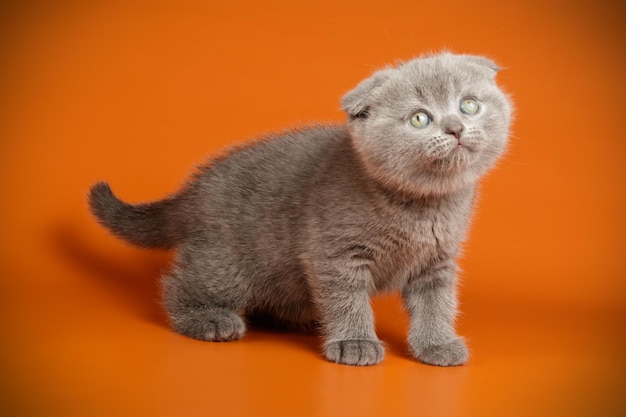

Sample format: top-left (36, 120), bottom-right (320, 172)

top-left (311, 268), bottom-right (384, 366)
top-left (402, 260), bottom-right (468, 366)
top-left (161, 256), bottom-right (246, 342)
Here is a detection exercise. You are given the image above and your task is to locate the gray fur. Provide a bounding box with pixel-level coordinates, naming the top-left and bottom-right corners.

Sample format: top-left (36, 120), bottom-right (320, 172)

top-left (88, 52), bottom-right (512, 366)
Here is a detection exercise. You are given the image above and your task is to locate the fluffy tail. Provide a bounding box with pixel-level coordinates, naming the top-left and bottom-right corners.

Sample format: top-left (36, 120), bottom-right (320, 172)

top-left (88, 182), bottom-right (182, 249)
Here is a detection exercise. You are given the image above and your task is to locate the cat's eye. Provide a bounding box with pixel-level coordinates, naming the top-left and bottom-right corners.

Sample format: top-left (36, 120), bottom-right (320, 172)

top-left (409, 111), bottom-right (430, 128)
top-left (460, 98), bottom-right (480, 115)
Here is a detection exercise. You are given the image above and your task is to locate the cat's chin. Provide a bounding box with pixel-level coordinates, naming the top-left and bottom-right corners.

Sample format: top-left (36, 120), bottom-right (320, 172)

top-left (409, 157), bottom-right (486, 196)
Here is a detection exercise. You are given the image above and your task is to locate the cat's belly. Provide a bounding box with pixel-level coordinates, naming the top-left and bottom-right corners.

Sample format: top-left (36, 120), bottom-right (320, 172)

top-left (246, 264), bottom-right (318, 324)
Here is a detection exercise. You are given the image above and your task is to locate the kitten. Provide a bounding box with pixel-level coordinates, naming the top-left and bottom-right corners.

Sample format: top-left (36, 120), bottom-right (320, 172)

top-left (89, 53), bottom-right (512, 366)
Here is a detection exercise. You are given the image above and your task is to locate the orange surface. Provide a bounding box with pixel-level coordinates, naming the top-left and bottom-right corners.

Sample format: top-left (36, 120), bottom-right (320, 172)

top-left (1, 1), bottom-right (625, 416)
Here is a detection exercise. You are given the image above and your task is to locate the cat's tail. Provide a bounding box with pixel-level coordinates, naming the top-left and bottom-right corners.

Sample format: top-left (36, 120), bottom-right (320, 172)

top-left (88, 182), bottom-right (182, 249)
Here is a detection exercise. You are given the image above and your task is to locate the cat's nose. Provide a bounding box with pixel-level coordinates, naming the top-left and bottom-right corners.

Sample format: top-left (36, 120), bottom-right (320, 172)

top-left (442, 117), bottom-right (464, 140)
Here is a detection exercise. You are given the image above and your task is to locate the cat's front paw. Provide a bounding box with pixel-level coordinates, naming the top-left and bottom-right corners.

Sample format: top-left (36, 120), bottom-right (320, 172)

top-left (171, 308), bottom-right (246, 342)
top-left (410, 337), bottom-right (468, 366)
top-left (202, 311), bottom-right (246, 342)
top-left (324, 339), bottom-right (384, 366)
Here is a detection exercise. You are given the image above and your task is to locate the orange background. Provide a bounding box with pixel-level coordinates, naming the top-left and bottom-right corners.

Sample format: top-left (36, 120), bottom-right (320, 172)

top-left (1, 0), bottom-right (624, 416)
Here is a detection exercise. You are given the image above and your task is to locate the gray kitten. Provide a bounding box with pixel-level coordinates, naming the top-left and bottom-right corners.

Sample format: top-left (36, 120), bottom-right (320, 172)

top-left (89, 53), bottom-right (512, 366)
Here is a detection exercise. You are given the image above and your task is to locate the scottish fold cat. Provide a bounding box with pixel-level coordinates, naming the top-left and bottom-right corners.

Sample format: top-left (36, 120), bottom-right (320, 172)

top-left (89, 52), bottom-right (512, 366)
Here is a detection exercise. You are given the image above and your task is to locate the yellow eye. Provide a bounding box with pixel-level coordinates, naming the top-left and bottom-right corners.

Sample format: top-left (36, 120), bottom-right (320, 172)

top-left (410, 111), bottom-right (430, 128)
top-left (460, 98), bottom-right (480, 115)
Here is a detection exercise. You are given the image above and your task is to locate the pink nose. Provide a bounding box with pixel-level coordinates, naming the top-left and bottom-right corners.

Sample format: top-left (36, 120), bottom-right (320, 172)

top-left (441, 115), bottom-right (464, 140)
top-left (445, 125), bottom-right (463, 139)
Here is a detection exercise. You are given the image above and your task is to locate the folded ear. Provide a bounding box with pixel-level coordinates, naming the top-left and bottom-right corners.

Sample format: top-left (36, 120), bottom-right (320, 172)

top-left (460, 54), bottom-right (501, 75)
top-left (341, 68), bottom-right (394, 117)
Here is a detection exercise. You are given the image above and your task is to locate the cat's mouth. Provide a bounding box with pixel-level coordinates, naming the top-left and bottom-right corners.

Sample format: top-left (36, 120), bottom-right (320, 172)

top-left (451, 143), bottom-right (475, 154)
top-left (441, 140), bottom-right (478, 159)
top-left (426, 135), bottom-right (480, 157)
top-left (447, 136), bottom-right (484, 160)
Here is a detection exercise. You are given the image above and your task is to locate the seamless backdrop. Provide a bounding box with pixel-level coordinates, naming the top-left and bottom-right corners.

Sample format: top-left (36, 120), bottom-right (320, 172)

top-left (1, 1), bottom-right (624, 416)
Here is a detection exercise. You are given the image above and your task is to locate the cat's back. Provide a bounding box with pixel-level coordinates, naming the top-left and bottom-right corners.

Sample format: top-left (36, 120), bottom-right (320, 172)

top-left (184, 124), bottom-right (350, 213)
top-left (217, 124), bottom-right (348, 175)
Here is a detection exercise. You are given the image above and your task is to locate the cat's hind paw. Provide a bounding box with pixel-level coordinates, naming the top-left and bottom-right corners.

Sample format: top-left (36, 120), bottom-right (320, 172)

top-left (411, 337), bottom-right (468, 366)
top-left (324, 339), bottom-right (384, 366)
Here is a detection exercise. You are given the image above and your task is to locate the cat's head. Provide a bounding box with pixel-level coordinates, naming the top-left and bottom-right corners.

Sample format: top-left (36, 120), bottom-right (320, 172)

top-left (342, 52), bottom-right (513, 196)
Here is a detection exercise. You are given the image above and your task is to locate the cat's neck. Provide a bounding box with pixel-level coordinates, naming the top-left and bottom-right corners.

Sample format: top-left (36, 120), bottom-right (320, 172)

top-left (371, 176), bottom-right (475, 209)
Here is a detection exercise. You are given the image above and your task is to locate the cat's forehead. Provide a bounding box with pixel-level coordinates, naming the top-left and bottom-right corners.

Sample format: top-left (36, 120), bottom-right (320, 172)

top-left (382, 55), bottom-right (494, 105)
top-left (402, 54), bottom-right (493, 84)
